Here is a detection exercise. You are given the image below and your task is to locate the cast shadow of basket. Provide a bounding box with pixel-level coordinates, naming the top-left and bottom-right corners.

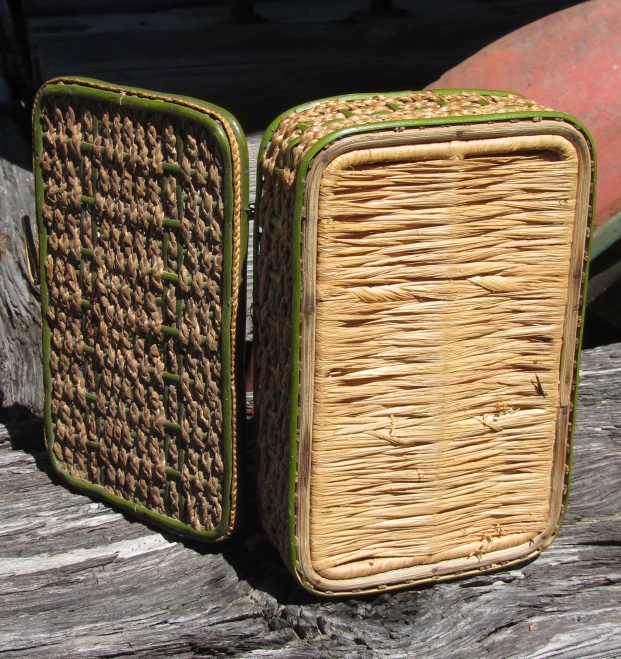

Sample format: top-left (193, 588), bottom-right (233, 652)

top-left (1, 404), bottom-right (48, 468)
top-left (2, 405), bottom-right (314, 605)
top-left (217, 414), bottom-right (322, 605)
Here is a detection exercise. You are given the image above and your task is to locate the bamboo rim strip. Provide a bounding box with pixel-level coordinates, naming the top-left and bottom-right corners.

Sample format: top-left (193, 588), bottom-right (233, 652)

top-left (306, 135), bottom-right (578, 581)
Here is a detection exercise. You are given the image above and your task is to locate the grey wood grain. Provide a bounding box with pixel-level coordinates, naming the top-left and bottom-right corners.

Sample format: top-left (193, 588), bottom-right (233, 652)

top-left (0, 115), bottom-right (42, 418)
top-left (1, 343), bottom-right (619, 658)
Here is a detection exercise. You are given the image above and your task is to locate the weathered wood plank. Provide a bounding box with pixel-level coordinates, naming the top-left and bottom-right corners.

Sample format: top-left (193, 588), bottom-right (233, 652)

top-left (0, 114), bottom-right (41, 418)
top-left (1, 343), bottom-right (619, 658)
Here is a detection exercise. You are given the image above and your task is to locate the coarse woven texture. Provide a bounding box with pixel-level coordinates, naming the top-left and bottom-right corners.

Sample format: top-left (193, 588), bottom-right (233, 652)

top-left (38, 90), bottom-right (231, 534)
top-left (255, 168), bottom-right (294, 562)
top-left (310, 139), bottom-right (577, 580)
top-left (254, 90), bottom-right (586, 587)
top-left (261, 91), bottom-right (551, 179)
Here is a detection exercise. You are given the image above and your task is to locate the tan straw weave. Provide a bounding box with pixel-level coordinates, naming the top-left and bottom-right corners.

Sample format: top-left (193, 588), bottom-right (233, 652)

top-left (255, 91), bottom-right (594, 594)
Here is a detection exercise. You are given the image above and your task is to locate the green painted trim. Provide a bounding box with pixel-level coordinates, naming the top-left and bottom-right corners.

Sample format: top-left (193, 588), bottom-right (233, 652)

top-left (253, 98), bottom-right (597, 591)
top-left (217, 99), bottom-right (236, 541)
top-left (62, 77), bottom-right (247, 145)
top-left (591, 210), bottom-right (621, 260)
top-left (33, 78), bottom-right (247, 542)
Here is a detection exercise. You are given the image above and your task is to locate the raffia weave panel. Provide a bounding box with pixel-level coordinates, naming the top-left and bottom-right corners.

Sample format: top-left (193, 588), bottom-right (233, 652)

top-left (255, 91), bottom-right (553, 565)
top-left (310, 149), bottom-right (577, 577)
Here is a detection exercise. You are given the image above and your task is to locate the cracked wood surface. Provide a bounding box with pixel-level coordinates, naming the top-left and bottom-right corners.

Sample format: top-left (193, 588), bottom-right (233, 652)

top-left (0, 115), bottom-right (41, 418)
top-left (1, 343), bottom-right (620, 658)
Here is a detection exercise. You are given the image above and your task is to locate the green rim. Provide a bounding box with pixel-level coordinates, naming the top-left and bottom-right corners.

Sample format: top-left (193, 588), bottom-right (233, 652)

top-left (34, 78), bottom-right (248, 541)
top-left (254, 90), bottom-right (596, 591)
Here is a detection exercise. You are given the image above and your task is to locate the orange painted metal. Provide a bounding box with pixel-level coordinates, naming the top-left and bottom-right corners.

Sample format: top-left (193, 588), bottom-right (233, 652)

top-left (428, 0), bottom-right (621, 237)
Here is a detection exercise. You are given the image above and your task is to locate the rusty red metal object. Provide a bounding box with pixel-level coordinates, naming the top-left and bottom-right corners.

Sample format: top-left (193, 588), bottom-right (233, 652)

top-left (428, 0), bottom-right (621, 253)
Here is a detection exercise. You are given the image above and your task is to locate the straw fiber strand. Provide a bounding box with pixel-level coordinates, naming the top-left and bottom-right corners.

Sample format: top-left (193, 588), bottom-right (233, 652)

top-left (40, 94), bottom-right (229, 532)
top-left (308, 138), bottom-right (578, 580)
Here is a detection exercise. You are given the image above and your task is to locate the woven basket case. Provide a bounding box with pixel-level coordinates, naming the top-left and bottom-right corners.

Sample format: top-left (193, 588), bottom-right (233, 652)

top-left (33, 78), bottom-right (248, 540)
top-left (254, 90), bottom-right (595, 595)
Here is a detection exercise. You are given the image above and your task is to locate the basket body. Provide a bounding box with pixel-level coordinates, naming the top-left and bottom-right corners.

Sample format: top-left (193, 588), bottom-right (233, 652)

top-left (254, 90), bottom-right (595, 594)
top-left (34, 78), bottom-right (248, 540)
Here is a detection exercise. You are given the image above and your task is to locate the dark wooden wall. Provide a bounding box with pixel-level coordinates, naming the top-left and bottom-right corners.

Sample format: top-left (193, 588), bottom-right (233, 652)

top-left (24, 0), bottom-right (584, 131)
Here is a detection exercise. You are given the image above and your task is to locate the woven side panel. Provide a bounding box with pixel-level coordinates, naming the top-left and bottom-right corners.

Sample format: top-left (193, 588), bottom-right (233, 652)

top-left (255, 172), bottom-right (295, 563)
top-left (41, 96), bottom-right (227, 531)
top-left (310, 146), bottom-right (577, 580)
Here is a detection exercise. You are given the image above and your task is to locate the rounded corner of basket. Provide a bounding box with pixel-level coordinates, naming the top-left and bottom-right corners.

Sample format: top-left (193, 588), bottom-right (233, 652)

top-left (46, 442), bottom-right (65, 478)
top-left (34, 76), bottom-right (95, 101)
top-left (35, 76), bottom-right (66, 96)
top-left (192, 512), bottom-right (235, 543)
top-left (32, 79), bottom-right (62, 124)
top-left (289, 543), bottom-right (342, 598)
top-left (32, 83), bottom-right (49, 116)
top-left (550, 112), bottom-right (597, 157)
top-left (292, 564), bottom-right (328, 597)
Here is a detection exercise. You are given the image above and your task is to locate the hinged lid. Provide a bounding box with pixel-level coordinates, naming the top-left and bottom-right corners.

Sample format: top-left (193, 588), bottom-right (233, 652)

top-left (33, 77), bottom-right (248, 540)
